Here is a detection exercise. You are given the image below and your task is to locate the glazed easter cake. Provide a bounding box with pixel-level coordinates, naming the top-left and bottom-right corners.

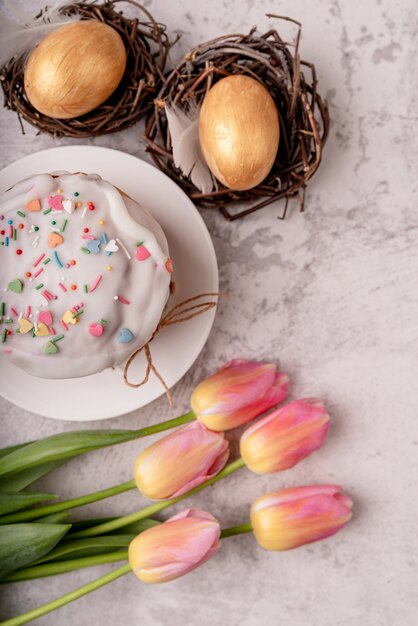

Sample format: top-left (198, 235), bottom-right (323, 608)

top-left (0, 172), bottom-right (172, 378)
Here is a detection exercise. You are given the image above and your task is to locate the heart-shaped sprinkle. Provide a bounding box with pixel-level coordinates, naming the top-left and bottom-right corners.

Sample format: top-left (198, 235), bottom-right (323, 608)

top-left (86, 239), bottom-right (101, 255)
top-left (62, 199), bottom-right (75, 214)
top-left (43, 341), bottom-right (59, 354)
top-left (25, 198), bottom-right (41, 212)
top-left (35, 322), bottom-right (50, 337)
top-left (48, 232), bottom-right (64, 248)
top-left (8, 279), bottom-right (23, 293)
top-left (135, 244), bottom-right (151, 261)
top-left (105, 239), bottom-right (119, 253)
top-left (63, 309), bottom-right (79, 325)
top-left (19, 318), bottom-right (34, 334)
top-left (89, 322), bottom-right (104, 337)
top-left (38, 310), bottom-right (53, 326)
top-left (48, 195), bottom-right (63, 211)
top-left (118, 328), bottom-right (134, 344)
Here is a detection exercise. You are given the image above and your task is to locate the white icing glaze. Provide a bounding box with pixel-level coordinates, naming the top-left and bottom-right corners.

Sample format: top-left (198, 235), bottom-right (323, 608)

top-left (0, 172), bottom-right (172, 378)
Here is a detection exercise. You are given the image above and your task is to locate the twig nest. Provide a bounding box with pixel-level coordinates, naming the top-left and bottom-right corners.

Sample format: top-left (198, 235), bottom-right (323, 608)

top-left (0, 1), bottom-right (171, 138)
top-left (199, 75), bottom-right (280, 191)
top-left (145, 18), bottom-right (329, 220)
top-left (24, 21), bottom-right (127, 119)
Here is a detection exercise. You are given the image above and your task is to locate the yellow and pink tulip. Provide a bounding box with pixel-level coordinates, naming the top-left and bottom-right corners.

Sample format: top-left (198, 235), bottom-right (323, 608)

top-left (240, 398), bottom-right (330, 474)
top-left (191, 359), bottom-right (289, 431)
top-left (134, 421), bottom-right (229, 500)
top-left (128, 508), bottom-right (221, 583)
top-left (251, 484), bottom-right (353, 550)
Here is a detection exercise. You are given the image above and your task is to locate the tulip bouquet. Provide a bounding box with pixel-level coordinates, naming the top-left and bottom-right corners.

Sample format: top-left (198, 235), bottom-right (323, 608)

top-left (0, 360), bottom-right (353, 625)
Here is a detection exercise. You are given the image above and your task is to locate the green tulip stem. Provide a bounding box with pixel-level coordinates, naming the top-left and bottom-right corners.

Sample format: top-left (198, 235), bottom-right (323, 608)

top-left (2, 551), bottom-right (130, 582)
top-left (0, 481), bottom-right (137, 524)
top-left (220, 523), bottom-right (253, 538)
top-left (70, 457), bottom-right (247, 539)
top-left (0, 563), bottom-right (132, 626)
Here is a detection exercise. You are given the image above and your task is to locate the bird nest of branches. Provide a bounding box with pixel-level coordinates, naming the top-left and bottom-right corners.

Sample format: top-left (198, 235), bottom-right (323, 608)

top-left (0, 0), bottom-right (171, 138)
top-left (145, 17), bottom-right (330, 220)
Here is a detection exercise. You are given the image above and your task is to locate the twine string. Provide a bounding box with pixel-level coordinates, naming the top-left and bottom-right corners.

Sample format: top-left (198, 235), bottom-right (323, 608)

top-left (123, 293), bottom-right (224, 404)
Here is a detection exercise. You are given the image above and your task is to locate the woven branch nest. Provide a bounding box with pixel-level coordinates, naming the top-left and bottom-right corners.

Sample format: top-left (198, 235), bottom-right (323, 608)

top-left (145, 16), bottom-right (330, 220)
top-left (0, 0), bottom-right (171, 138)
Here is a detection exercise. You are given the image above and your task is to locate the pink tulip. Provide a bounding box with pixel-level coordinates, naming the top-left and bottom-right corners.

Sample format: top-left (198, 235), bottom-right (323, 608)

top-left (240, 398), bottom-right (330, 474)
top-left (191, 359), bottom-right (289, 431)
top-left (128, 508), bottom-right (221, 583)
top-left (251, 485), bottom-right (353, 550)
top-left (134, 421), bottom-right (229, 500)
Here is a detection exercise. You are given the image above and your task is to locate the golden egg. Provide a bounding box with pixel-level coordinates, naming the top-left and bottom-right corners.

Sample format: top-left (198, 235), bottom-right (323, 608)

top-left (199, 75), bottom-right (280, 190)
top-left (24, 21), bottom-right (127, 119)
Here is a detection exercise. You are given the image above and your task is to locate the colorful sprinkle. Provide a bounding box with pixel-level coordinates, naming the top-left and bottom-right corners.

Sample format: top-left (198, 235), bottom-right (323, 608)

top-left (70, 284), bottom-right (77, 291)
top-left (33, 253), bottom-right (45, 267)
top-left (83, 228), bottom-right (89, 233)
top-left (99, 219), bottom-right (105, 225)
top-left (0, 302), bottom-right (4, 316)
top-left (48, 232), bottom-right (64, 248)
top-left (118, 328), bottom-right (134, 343)
top-left (8, 279), bottom-right (23, 294)
top-left (43, 208), bottom-right (52, 215)
top-left (10, 307), bottom-right (18, 317)
top-left (83, 284), bottom-right (88, 293)
top-left (43, 257), bottom-right (51, 265)
top-left (25, 199), bottom-right (41, 212)
top-left (89, 322), bottom-right (104, 337)
top-left (86, 239), bottom-right (101, 254)
top-left (81, 247), bottom-right (91, 254)
top-left (58, 282), bottom-right (68, 292)
top-left (116, 237), bottom-right (131, 260)
top-left (106, 265), bottom-right (112, 271)
top-left (18, 223), bottom-right (24, 229)
top-left (16, 248), bottom-right (22, 255)
top-left (53, 251), bottom-right (63, 268)
top-left (33, 268), bottom-right (44, 278)
top-left (89, 275), bottom-right (102, 293)
top-left (114, 295), bottom-right (130, 305)
top-left (17, 210), bottom-right (25, 218)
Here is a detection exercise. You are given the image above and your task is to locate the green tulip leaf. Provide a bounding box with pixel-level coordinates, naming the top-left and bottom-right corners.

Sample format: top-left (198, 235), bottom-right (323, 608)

top-left (31, 535), bottom-right (135, 564)
top-left (0, 460), bottom-right (68, 493)
top-left (35, 512), bottom-right (70, 524)
top-left (0, 430), bottom-right (140, 479)
top-left (0, 523), bottom-right (71, 579)
top-left (0, 492), bottom-right (57, 516)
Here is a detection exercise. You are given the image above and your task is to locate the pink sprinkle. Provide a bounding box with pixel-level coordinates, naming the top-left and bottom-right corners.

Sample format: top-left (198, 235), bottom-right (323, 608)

top-left (82, 235), bottom-right (95, 240)
top-left (9, 225), bottom-right (13, 237)
top-left (3, 348), bottom-right (12, 354)
top-left (11, 307), bottom-right (18, 317)
top-left (61, 320), bottom-right (69, 331)
top-left (33, 253), bottom-right (45, 267)
top-left (58, 282), bottom-right (67, 292)
top-left (26, 306), bottom-right (31, 317)
top-left (50, 327), bottom-right (56, 336)
top-left (42, 290), bottom-right (52, 301)
top-left (89, 275), bottom-right (102, 293)
top-left (115, 295), bottom-right (130, 305)
top-left (33, 268), bottom-right (44, 278)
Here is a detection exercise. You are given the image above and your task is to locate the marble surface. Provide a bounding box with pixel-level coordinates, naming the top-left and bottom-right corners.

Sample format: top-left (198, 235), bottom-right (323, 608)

top-left (1, 0), bottom-right (417, 624)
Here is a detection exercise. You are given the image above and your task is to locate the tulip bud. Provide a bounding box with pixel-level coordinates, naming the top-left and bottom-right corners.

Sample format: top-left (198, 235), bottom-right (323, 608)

top-left (251, 485), bottom-right (353, 550)
top-left (240, 398), bottom-right (330, 474)
top-left (128, 508), bottom-right (221, 583)
top-left (191, 359), bottom-right (289, 431)
top-left (134, 421), bottom-right (229, 500)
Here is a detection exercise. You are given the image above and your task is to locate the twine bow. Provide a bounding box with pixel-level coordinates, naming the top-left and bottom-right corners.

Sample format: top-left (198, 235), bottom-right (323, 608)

top-left (123, 293), bottom-right (224, 405)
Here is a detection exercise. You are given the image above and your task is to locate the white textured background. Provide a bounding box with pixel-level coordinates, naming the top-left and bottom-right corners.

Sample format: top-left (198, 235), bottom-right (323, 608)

top-left (1, 0), bottom-right (418, 624)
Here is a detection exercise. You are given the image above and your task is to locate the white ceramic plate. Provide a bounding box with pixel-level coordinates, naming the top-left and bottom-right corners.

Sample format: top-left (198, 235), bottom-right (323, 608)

top-left (0, 146), bottom-right (218, 421)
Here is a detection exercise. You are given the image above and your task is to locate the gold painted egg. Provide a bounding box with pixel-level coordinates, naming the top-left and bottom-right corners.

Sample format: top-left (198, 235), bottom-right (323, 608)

top-left (199, 75), bottom-right (280, 191)
top-left (24, 21), bottom-right (127, 119)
